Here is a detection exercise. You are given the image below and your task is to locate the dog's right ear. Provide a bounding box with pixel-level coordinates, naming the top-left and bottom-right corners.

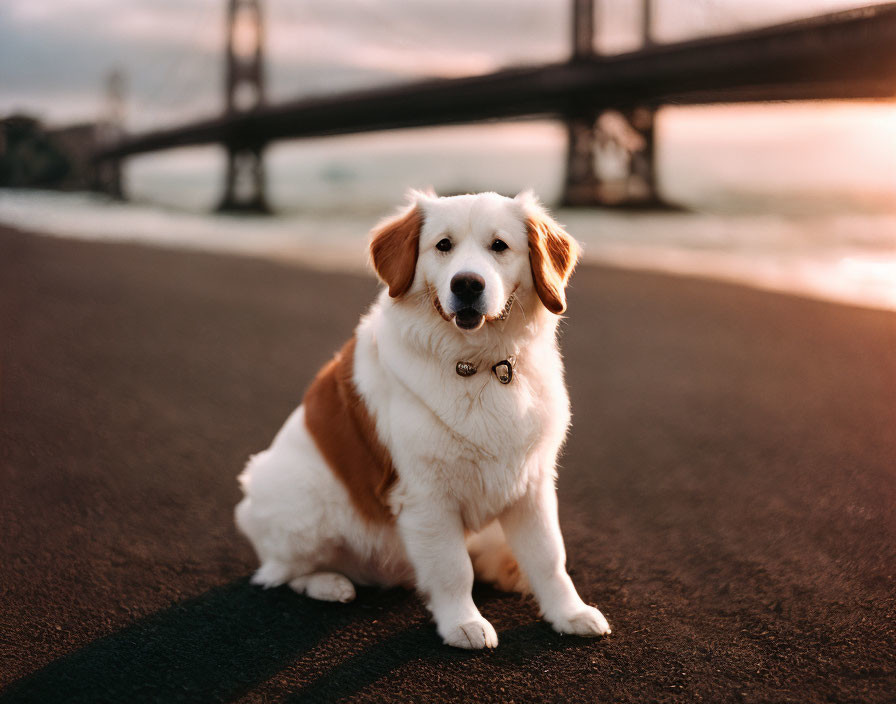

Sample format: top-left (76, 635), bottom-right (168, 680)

top-left (369, 203), bottom-right (423, 298)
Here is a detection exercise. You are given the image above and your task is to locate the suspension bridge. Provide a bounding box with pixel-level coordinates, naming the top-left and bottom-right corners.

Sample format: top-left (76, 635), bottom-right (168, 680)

top-left (92, 0), bottom-right (896, 212)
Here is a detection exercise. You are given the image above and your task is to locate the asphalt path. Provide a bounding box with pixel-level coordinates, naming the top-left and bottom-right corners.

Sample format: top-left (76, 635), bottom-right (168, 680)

top-left (1, 225), bottom-right (894, 702)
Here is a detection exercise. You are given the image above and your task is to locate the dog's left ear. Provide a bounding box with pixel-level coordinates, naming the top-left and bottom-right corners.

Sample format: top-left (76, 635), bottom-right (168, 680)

top-left (369, 203), bottom-right (424, 298)
top-left (516, 192), bottom-right (581, 314)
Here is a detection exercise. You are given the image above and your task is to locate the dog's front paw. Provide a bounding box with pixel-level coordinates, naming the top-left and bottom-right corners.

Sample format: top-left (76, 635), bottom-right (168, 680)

top-left (440, 617), bottom-right (499, 649)
top-left (549, 605), bottom-right (611, 637)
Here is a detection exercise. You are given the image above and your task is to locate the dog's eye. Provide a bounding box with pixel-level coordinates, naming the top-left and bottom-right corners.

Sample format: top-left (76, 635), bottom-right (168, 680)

top-left (490, 239), bottom-right (508, 253)
top-left (436, 238), bottom-right (452, 252)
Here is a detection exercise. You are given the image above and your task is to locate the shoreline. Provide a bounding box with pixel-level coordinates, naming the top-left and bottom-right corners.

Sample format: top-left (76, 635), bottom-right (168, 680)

top-left (1, 216), bottom-right (895, 317)
top-left (2, 188), bottom-right (895, 313)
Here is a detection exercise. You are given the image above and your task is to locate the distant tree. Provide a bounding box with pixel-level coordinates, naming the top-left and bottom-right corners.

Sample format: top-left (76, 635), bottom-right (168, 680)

top-left (0, 115), bottom-right (71, 188)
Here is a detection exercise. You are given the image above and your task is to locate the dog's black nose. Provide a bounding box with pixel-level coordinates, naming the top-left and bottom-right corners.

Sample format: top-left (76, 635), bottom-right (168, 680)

top-left (450, 272), bottom-right (485, 305)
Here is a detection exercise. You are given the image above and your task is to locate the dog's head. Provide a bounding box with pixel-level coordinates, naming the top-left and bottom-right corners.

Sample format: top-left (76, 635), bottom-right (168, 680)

top-left (370, 190), bottom-right (580, 331)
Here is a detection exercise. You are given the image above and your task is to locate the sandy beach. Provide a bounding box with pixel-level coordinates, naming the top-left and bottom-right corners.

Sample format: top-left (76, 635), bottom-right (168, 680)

top-left (1, 224), bottom-right (894, 702)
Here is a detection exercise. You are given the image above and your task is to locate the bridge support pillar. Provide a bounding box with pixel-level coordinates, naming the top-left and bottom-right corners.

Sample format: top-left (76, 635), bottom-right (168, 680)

top-left (562, 0), bottom-right (666, 208)
top-left (90, 71), bottom-right (126, 200)
top-left (91, 158), bottom-right (124, 200)
top-left (561, 111), bottom-right (602, 207)
top-left (623, 106), bottom-right (661, 206)
top-left (218, 0), bottom-right (269, 213)
top-left (218, 143), bottom-right (268, 213)
top-left (561, 108), bottom-right (665, 209)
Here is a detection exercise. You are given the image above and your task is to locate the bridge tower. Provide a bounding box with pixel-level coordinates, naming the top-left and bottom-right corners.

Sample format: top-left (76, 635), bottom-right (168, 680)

top-left (562, 0), bottom-right (601, 207)
top-left (92, 69), bottom-right (126, 198)
top-left (562, 0), bottom-right (663, 208)
top-left (219, 0), bottom-right (268, 212)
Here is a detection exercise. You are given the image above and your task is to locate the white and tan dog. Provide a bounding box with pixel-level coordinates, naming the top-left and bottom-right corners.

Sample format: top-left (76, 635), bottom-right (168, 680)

top-left (236, 190), bottom-right (611, 649)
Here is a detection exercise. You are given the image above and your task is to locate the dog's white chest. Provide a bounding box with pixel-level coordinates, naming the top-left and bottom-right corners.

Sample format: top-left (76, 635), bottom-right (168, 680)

top-left (392, 371), bottom-right (553, 529)
top-left (354, 293), bottom-right (571, 531)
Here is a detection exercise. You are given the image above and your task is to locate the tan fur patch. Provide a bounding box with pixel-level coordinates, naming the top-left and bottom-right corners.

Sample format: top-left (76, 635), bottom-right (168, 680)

top-left (303, 338), bottom-right (397, 524)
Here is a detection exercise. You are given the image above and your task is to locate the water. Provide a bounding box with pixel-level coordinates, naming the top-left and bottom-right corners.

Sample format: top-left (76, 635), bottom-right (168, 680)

top-left (1, 105), bottom-right (894, 311)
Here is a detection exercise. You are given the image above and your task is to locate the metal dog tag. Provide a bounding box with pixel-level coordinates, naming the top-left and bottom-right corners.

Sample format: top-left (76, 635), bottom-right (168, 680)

top-left (456, 361), bottom-right (478, 377)
top-left (492, 360), bottom-right (513, 384)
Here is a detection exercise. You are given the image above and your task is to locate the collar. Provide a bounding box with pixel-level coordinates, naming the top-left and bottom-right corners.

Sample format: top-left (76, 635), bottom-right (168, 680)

top-left (455, 356), bottom-right (516, 384)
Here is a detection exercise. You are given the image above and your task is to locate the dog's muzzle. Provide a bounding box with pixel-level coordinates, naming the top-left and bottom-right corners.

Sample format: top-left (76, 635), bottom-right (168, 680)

top-left (432, 291), bottom-right (515, 330)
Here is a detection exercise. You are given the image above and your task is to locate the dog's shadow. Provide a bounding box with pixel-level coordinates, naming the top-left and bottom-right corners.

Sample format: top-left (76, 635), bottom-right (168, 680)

top-left (3, 579), bottom-right (590, 702)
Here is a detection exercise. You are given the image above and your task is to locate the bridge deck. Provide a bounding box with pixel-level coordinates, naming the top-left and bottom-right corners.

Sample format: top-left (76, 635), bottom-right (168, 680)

top-left (97, 4), bottom-right (896, 160)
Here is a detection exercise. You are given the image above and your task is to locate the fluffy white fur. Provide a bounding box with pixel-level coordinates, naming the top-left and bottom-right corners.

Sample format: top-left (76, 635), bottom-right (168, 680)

top-left (236, 191), bottom-right (611, 649)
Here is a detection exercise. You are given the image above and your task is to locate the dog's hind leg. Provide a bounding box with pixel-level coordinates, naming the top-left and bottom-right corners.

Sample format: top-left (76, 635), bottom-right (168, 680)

top-left (289, 572), bottom-right (357, 603)
top-left (467, 520), bottom-right (529, 594)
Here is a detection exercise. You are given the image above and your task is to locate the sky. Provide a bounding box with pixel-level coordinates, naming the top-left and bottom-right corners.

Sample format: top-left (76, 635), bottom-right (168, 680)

top-left (0, 0), bottom-right (884, 132)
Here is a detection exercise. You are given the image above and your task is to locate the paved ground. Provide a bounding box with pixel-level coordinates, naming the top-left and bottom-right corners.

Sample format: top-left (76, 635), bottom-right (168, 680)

top-left (1, 225), bottom-right (894, 703)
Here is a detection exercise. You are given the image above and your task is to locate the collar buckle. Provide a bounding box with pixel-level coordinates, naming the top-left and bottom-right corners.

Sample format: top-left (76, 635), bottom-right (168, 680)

top-left (491, 359), bottom-right (514, 384)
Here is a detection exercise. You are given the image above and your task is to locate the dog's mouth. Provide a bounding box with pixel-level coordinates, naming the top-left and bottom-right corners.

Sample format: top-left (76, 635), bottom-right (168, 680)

top-left (432, 290), bottom-right (516, 332)
top-left (454, 308), bottom-right (484, 330)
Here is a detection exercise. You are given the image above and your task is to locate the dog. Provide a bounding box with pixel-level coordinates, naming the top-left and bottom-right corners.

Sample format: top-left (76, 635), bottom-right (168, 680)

top-left (235, 190), bottom-right (611, 649)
